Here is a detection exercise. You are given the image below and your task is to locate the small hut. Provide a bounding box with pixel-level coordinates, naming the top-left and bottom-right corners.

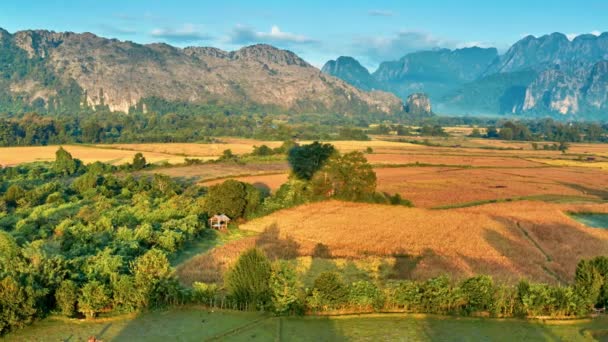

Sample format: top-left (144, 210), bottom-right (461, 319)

top-left (208, 214), bottom-right (231, 230)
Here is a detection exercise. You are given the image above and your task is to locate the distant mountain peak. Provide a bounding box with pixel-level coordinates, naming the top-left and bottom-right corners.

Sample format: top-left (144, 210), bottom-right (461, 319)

top-left (322, 56), bottom-right (377, 91)
top-left (230, 44), bottom-right (309, 67)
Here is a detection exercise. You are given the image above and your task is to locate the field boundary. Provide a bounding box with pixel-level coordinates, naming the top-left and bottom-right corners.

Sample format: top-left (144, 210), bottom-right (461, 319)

top-left (204, 316), bottom-right (272, 341)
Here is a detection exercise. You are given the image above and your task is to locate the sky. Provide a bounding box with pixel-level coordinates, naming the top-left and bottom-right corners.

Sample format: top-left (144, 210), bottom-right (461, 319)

top-left (1, 0), bottom-right (606, 70)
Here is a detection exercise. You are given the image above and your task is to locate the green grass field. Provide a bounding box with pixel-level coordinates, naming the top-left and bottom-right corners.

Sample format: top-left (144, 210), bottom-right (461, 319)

top-left (3, 307), bottom-right (607, 341)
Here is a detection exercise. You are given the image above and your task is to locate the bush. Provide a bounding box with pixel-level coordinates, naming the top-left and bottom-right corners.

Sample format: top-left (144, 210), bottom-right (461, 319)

top-left (225, 248), bottom-right (272, 310)
top-left (460, 275), bottom-right (494, 314)
top-left (192, 282), bottom-right (219, 304)
top-left (348, 281), bottom-right (384, 310)
top-left (78, 281), bottom-right (110, 319)
top-left (55, 280), bottom-right (78, 317)
top-left (311, 272), bottom-right (348, 308)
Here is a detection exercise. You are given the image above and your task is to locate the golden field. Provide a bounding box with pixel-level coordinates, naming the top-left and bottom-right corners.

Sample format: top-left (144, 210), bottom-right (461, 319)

top-left (178, 200), bottom-right (608, 286)
top-left (3, 137), bottom-right (608, 285)
top-left (0, 145), bottom-right (192, 166)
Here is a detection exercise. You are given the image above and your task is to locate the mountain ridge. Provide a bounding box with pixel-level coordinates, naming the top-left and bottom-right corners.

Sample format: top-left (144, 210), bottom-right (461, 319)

top-left (323, 32), bottom-right (608, 118)
top-left (0, 28), bottom-right (403, 116)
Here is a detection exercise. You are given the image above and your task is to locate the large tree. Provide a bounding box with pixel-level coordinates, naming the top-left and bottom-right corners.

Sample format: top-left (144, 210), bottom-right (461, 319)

top-left (204, 180), bottom-right (261, 219)
top-left (287, 142), bottom-right (335, 180)
top-left (311, 151), bottom-right (376, 201)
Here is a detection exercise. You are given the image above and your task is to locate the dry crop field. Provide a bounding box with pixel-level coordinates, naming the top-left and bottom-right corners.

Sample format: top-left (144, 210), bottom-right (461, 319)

top-left (178, 200), bottom-right (608, 286)
top-left (3, 138), bottom-right (608, 285)
top-left (0, 145), bottom-right (192, 166)
top-left (171, 137), bottom-right (608, 287)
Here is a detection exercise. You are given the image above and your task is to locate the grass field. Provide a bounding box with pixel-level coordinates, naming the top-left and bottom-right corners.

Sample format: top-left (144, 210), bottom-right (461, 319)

top-left (3, 307), bottom-right (607, 342)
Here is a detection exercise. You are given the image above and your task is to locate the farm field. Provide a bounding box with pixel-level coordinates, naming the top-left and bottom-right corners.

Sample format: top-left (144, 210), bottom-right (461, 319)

top-left (0, 145), bottom-right (194, 166)
top-left (4, 138), bottom-right (608, 285)
top-left (3, 307), bottom-right (607, 342)
top-left (178, 201), bottom-right (608, 286)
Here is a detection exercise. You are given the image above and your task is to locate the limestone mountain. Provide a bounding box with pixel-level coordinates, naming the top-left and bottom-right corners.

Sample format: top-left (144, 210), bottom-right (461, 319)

top-left (372, 47), bottom-right (499, 100)
top-left (0, 28), bottom-right (403, 115)
top-left (446, 33), bottom-right (608, 117)
top-left (325, 32), bottom-right (608, 118)
top-left (321, 56), bottom-right (379, 91)
top-left (404, 93), bottom-right (432, 116)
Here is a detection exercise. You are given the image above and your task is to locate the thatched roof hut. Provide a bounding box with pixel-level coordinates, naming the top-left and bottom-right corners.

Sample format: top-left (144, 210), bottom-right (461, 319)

top-left (209, 214), bottom-right (231, 230)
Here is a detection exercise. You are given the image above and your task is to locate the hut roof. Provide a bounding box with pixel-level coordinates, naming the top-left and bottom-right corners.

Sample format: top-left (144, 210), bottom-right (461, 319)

top-left (209, 214), bottom-right (231, 221)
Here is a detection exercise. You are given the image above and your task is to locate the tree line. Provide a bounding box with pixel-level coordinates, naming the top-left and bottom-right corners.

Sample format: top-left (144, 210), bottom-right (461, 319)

top-left (209, 248), bottom-right (608, 318)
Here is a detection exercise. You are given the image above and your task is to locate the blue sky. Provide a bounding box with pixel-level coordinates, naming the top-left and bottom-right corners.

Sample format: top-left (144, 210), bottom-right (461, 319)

top-left (1, 0), bottom-right (606, 70)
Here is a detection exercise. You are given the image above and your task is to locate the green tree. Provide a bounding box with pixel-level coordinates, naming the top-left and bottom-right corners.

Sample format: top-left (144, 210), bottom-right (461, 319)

top-left (287, 142), bottom-right (335, 180)
top-left (558, 140), bottom-right (570, 154)
top-left (226, 248), bottom-right (272, 310)
top-left (575, 259), bottom-right (604, 309)
top-left (0, 276), bottom-right (39, 334)
top-left (78, 281), bottom-right (110, 319)
top-left (204, 180), bottom-right (261, 219)
top-left (132, 153), bottom-right (147, 170)
top-left (499, 127), bottom-right (514, 140)
top-left (270, 261), bottom-right (302, 315)
top-left (54, 147), bottom-right (80, 175)
top-left (55, 280), bottom-right (78, 317)
top-left (131, 249), bottom-right (173, 309)
top-left (311, 151), bottom-right (376, 201)
top-left (3, 185), bottom-right (25, 207)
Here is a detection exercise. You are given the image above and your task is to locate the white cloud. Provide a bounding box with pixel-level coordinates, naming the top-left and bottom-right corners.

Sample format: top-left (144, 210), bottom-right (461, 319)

top-left (228, 25), bottom-right (316, 45)
top-left (355, 30), bottom-right (456, 63)
top-left (150, 24), bottom-right (212, 43)
top-left (100, 24), bottom-right (137, 36)
top-left (368, 10), bottom-right (395, 17)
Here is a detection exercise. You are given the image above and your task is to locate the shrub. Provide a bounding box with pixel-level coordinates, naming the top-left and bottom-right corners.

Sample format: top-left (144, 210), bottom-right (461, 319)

top-left (348, 281), bottom-right (384, 310)
top-left (55, 280), bottom-right (78, 317)
top-left (78, 281), bottom-right (110, 319)
top-left (311, 272), bottom-right (348, 308)
top-left (225, 248), bottom-right (272, 310)
top-left (192, 282), bottom-right (219, 304)
top-left (460, 275), bottom-right (494, 314)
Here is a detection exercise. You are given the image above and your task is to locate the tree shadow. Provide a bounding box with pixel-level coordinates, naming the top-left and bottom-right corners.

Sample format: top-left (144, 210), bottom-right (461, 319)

top-left (252, 182), bottom-right (272, 197)
top-left (255, 223), bottom-right (300, 260)
top-left (386, 249), bottom-right (424, 280)
top-left (561, 182), bottom-right (608, 200)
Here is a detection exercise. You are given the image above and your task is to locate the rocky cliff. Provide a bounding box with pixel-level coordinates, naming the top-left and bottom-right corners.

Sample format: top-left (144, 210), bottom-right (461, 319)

top-left (0, 28), bottom-right (403, 115)
top-left (325, 32), bottom-right (608, 118)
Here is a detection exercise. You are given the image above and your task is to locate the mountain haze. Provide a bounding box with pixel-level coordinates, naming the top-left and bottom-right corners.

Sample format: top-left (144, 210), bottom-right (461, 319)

top-left (0, 28), bottom-right (403, 115)
top-left (324, 32), bottom-right (608, 118)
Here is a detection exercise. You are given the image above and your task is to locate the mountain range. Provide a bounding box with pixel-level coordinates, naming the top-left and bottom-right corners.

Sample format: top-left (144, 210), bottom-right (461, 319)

top-left (0, 28), bottom-right (402, 116)
top-left (1, 27), bottom-right (607, 120)
top-left (323, 32), bottom-right (608, 119)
